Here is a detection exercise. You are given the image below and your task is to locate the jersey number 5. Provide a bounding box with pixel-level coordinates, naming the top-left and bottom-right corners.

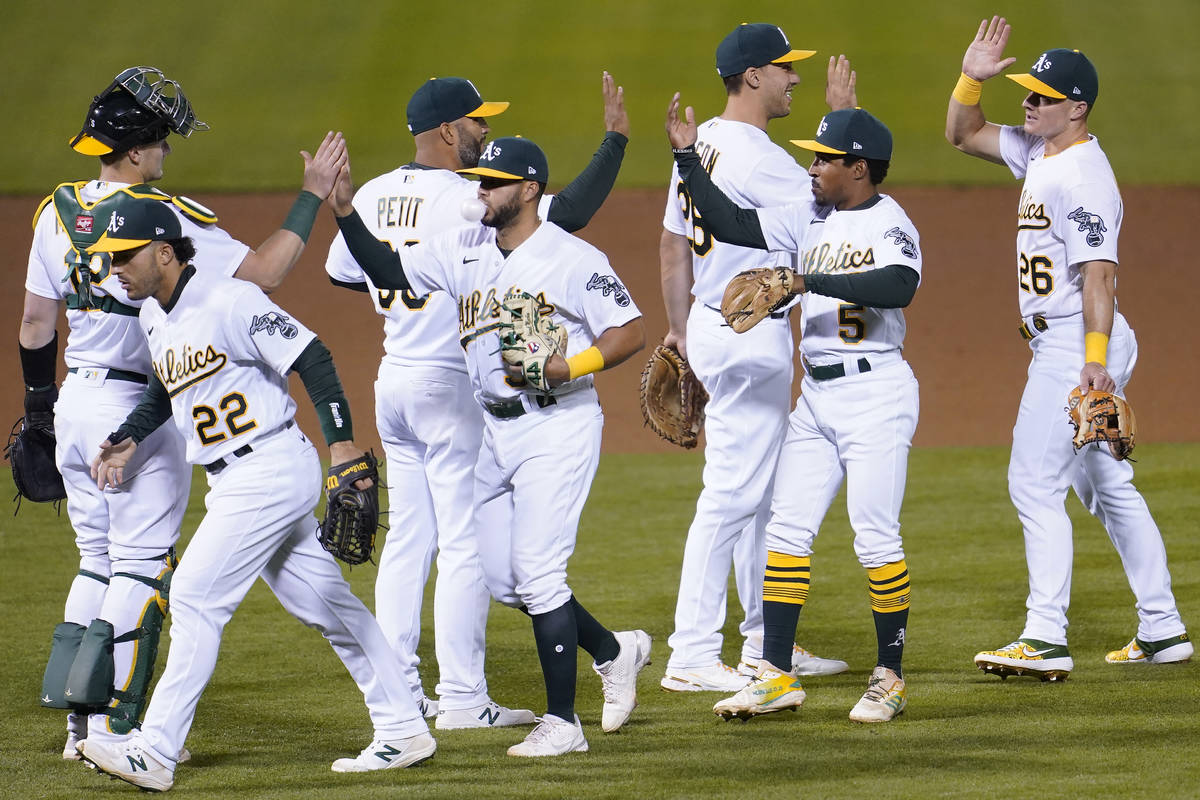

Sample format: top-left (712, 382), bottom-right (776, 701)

top-left (193, 392), bottom-right (257, 446)
top-left (676, 181), bottom-right (713, 257)
top-left (838, 304), bottom-right (866, 344)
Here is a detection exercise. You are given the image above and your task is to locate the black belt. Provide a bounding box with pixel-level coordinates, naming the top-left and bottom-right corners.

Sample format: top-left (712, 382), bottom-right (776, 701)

top-left (806, 357), bottom-right (872, 382)
top-left (483, 395), bottom-right (556, 419)
top-left (1018, 314), bottom-right (1049, 341)
top-left (204, 421), bottom-right (294, 474)
top-left (705, 303), bottom-right (786, 320)
top-left (67, 367), bottom-right (148, 384)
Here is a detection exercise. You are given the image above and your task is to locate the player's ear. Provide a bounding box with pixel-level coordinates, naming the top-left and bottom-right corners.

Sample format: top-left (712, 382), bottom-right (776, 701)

top-left (744, 67), bottom-right (761, 90)
top-left (438, 121), bottom-right (456, 146)
top-left (1069, 101), bottom-right (1090, 122)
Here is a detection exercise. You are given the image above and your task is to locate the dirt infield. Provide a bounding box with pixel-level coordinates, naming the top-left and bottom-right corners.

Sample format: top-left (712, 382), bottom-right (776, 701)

top-left (3, 186), bottom-right (1197, 454)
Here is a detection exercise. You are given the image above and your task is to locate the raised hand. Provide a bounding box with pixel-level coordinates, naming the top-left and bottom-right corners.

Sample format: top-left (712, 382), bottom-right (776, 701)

top-left (665, 93), bottom-right (697, 150)
top-left (826, 55), bottom-right (858, 111)
top-left (330, 161), bottom-right (356, 217)
top-left (301, 131), bottom-right (348, 199)
top-left (963, 16), bottom-right (1017, 81)
top-left (602, 71), bottom-right (630, 138)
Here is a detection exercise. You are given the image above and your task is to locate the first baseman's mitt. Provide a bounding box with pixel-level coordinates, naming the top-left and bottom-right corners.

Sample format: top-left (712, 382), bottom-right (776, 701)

top-left (317, 451), bottom-right (381, 565)
top-left (5, 385), bottom-right (66, 506)
top-left (720, 267), bottom-right (797, 333)
top-left (640, 344), bottom-right (709, 449)
top-left (1067, 387), bottom-right (1136, 460)
top-left (498, 289), bottom-right (567, 391)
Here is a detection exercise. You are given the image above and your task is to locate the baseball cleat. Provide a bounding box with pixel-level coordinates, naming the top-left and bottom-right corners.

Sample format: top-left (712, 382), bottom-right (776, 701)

top-left (63, 713), bottom-right (87, 761)
top-left (713, 665), bottom-right (806, 720)
top-left (78, 736), bottom-right (174, 792)
top-left (418, 695), bottom-right (439, 719)
top-left (506, 714), bottom-right (588, 757)
top-left (738, 644), bottom-right (849, 678)
top-left (1105, 633), bottom-right (1193, 665)
top-left (660, 661), bottom-right (751, 693)
top-left (849, 666), bottom-right (907, 723)
top-left (63, 730), bottom-right (84, 761)
top-left (436, 700), bottom-right (537, 730)
top-left (331, 733), bottom-right (436, 772)
top-left (974, 639), bottom-right (1073, 681)
top-left (594, 629), bottom-right (652, 732)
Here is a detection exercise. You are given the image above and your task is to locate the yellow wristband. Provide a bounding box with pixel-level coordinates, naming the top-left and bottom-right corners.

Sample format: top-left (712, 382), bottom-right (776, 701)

top-left (566, 346), bottom-right (605, 380)
top-left (952, 72), bottom-right (983, 106)
top-left (1085, 332), bottom-right (1109, 366)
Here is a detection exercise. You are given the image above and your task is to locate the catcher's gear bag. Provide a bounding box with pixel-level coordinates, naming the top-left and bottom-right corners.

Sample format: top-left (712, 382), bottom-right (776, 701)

top-left (318, 451), bottom-right (381, 566)
top-left (720, 267), bottom-right (797, 333)
top-left (639, 344), bottom-right (709, 449)
top-left (498, 289), bottom-right (567, 392)
top-left (6, 416), bottom-right (66, 505)
top-left (1067, 386), bottom-right (1136, 460)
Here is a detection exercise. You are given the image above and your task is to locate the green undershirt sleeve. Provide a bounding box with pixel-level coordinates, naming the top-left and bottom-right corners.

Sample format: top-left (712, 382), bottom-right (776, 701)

top-left (291, 337), bottom-right (354, 444)
top-left (335, 211), bottom-right (412, 291)
top-left (674, 147), bottom-right (769, 250)
top-left (114, 376), bottom-right (172, 444)
top-left (547, 132), bottom-right (628, 232)
top-left (803, 265), bottom-right (920, 309)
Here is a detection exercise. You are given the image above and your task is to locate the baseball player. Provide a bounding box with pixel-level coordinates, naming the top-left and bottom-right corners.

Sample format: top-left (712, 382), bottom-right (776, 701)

top-left (946, 17), bottom-right (1190, 679)
top-left (659, 23), bottom-right (849, 693)
top-left (323, 73), bottom-right (630, 729)
top-left (667, 103), bottom-right (921, 722)
top-left (328, 136), bottom-right (651, 757)
top-left (21, 66), bottom-right (342, 761)
top-left (81, 196), bottom-right (433, 791)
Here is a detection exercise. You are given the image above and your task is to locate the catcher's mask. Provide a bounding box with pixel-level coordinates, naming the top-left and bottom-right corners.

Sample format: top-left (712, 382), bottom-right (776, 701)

top-left (70, 67), bottom-right (209, 156)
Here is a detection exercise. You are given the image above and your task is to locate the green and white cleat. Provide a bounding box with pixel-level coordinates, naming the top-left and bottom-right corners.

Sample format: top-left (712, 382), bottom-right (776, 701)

top-left (849, 666), bottom-right (906, 723)
top-left (1106, 633), bottom-right (1192, 665)
top-left (974, 639), bottom-right (1073, 681)
top-left (713, 666), bottom-right (805, 721)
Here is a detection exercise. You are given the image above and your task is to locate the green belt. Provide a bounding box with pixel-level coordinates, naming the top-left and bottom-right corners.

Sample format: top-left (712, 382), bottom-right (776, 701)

top-left (483, 395), bottom-right (557, 419)
top-left (68, 367), bottom-right (148, 385)
top-left (806, 358), bottom-right (872, 382)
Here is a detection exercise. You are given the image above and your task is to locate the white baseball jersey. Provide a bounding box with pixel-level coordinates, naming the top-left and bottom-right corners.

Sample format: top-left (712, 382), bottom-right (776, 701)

top-left (759, 195), bottom-right (923, 363)
top-left (662, 117), bottom-right (809, 306)
top-left (25, 181), bottom-right (250, 375)
top-left (138, 269), bottom-right (316, 465)
top-left (325, 166), bottom-right (555, 373)
top-left (401, 220), bottom-right (641, 404)
top-left (999, 127), bottom-right (1122, 320)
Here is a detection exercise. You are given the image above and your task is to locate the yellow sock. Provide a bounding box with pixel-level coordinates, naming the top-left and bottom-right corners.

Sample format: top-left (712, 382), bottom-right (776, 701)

top-left (764, 551), bottom-right (810, 606)
top-left (868, 560), bottom-right (910, 613)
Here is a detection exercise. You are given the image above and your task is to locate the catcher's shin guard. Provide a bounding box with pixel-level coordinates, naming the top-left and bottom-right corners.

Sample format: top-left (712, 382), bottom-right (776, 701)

top-left (40, 622), bottom-right (87, 708)
top-left (63, 562), bottom-right (173, 733)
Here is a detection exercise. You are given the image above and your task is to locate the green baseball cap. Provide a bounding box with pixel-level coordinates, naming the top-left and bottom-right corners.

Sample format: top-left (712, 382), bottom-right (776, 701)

top-left (406, 77), bottom-right (509, 135)
top-left (86, 197), bottom-right (181, 254)
top-left (1007, 49), bottom-right (1098, 105)
top-left (791, 108), bottom-right (892, 161)
top-left (716, 23), bottom-right (815, 78)
top-left (458, 136), bottom-right (549, 183)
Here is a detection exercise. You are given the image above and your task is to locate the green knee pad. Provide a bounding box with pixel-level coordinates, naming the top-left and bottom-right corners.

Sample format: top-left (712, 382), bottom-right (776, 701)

top-left (40, 622), bottom-right (86, 708)
top-left (64, 619), bottom-right (116, 707)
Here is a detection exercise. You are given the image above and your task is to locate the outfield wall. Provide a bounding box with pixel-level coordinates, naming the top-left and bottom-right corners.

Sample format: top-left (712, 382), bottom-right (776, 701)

top-left (4, 185), bottom-right (1197, 453)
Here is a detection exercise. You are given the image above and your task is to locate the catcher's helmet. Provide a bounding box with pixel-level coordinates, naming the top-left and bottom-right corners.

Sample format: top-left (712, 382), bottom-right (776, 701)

top-left (70, 67), bottom-right (209, 156)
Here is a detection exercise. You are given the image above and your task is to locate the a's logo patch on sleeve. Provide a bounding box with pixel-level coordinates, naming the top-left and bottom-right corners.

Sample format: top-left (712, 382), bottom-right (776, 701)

top-left (585, 273), bottom-right (631, 307)
top-left (249, 311), bottom-right (299, 339)
top-left (883, 227), bottom-right (918, 259)
top-left (1067, 207), bottom-right (1107, 247)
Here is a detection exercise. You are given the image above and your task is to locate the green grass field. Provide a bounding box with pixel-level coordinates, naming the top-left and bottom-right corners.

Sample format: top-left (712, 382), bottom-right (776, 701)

top-left (1, 445), bottom-right (1197, 799)
top-left (3, 0), bottom-right (1200, 192)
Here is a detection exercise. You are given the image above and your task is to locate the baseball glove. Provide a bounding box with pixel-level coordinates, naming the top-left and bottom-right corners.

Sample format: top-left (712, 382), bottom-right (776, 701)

top-left (1067, 387), bottom-right (1137, 460)
top-left (317, 451), bottom-right (381, 566)
top-left (720, 267), bottom-right (797, 333)
top-left (498, 289), bottom-right (567, 391)
top-left (5, 387), bottom-right (66, 506)
top-left (639, 344), bottom-right (709, 449)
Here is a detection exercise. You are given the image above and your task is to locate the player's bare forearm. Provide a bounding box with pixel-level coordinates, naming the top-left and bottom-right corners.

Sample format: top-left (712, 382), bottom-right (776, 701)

top-left (19, 292), bottom-right (60, 350)
top-left (543, 318), bottom-right (645, 388)
top-left (234, 232), bottom-right (304, 294)
top-left (946, 16), bottom-right (1013, 163)
top-left (1080, 260), bottom-right (1117, 391)
top-left (660, 230), bottom-right (694, 353)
